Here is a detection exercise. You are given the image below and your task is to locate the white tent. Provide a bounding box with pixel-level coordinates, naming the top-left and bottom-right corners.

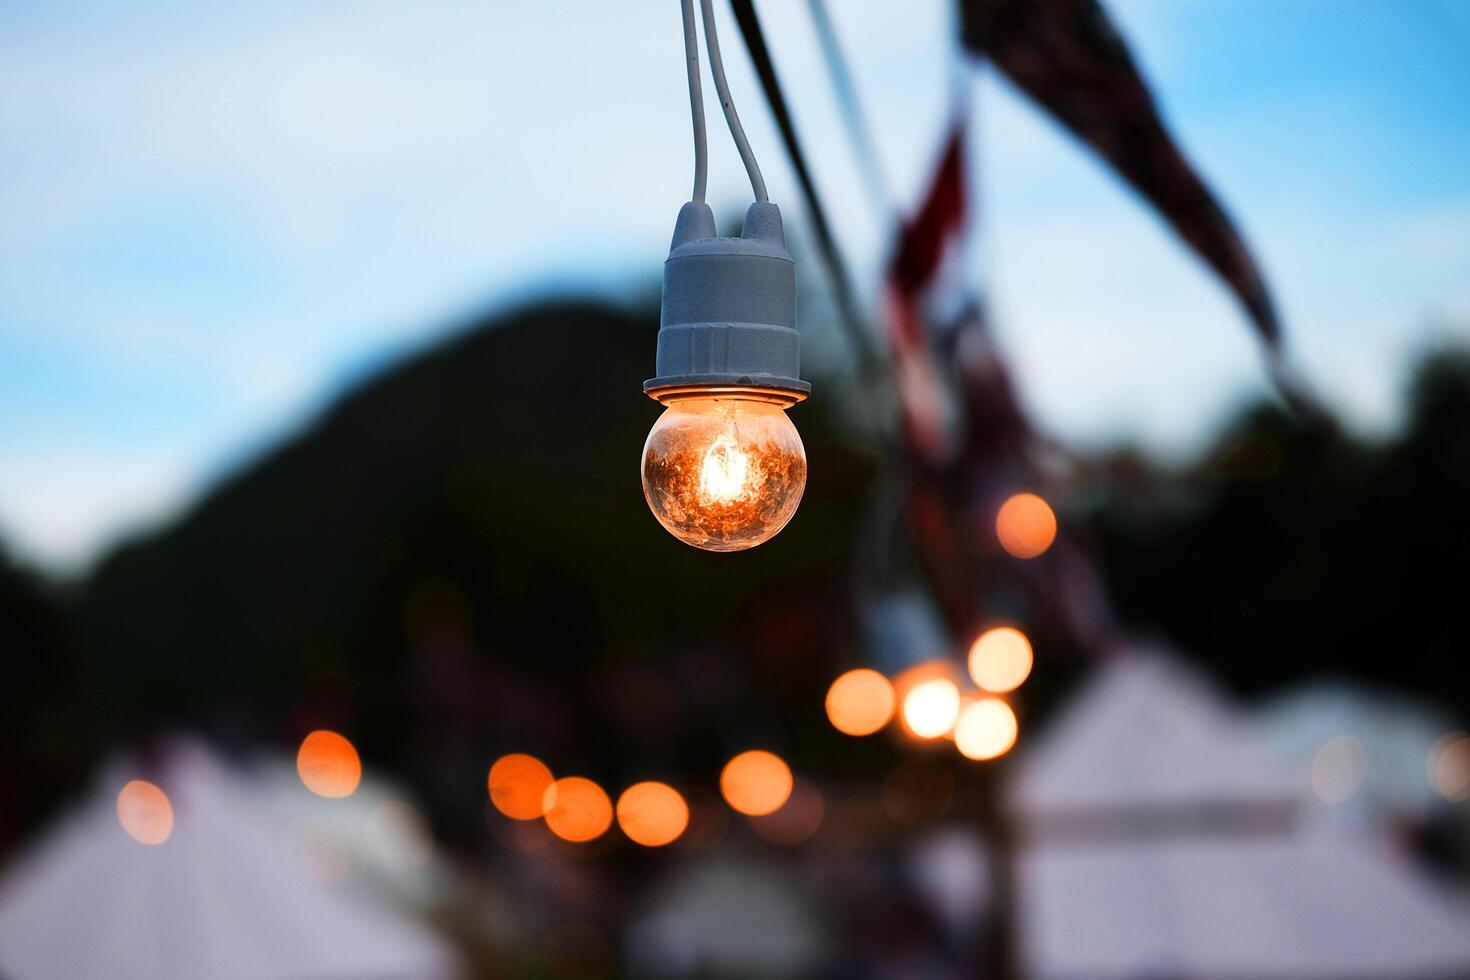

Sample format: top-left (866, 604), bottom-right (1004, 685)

top-left (1012, 653), bottom-right (1470, 980)
top-left (627, 858), bottom-right (827, 978)
top-left (1254, 680), bottom-right (1459, 821)
top-left (0, 741), bottom-right (456, 980)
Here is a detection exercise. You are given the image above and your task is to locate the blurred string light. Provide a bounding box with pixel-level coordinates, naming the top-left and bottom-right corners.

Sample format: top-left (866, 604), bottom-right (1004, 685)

top-left (296, 730), bottom-right (362, 799)
top-left (720, 750), bottom-right (793, 816)
top-left (882, 759), bottom-right (954, 826)
top-left (902, 677), bottom-right (961, 740)
top-left (750, 778), bottom-right (824, 845)
top-left (543, 777), bottom-right (614, 843)
top-left (1310, 735), bottom-right (1369, 804)
top-left (640, 0), bottom-right (809, 552)
top-left (116, 779), bottom-right (174, 845)
top-left (968, 626), bottom-right (1033, 693)
top-left (677, 789), bottom-right (731, 849)
top-left (488, 753), bottom-right (555, 821)
top-left (1429, 732), bottom-right (1470, 802)
top-left (893, 661), bottom-right (961, 740)
top-left (825, 668), bottom-right (896, 736)
top-left (954, 698), bottom-right (1019, 761)
top-left (996, 492), bottom-right (1057, 559)
top-left (616, 781), bottom-right (690, 847)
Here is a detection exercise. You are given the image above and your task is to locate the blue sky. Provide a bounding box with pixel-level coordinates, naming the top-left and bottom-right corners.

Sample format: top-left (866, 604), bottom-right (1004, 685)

top-left (2, 0), bottom-right (1468, 571)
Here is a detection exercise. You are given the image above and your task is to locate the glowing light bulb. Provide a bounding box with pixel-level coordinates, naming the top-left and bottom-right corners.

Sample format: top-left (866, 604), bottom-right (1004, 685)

top-left (641, 394), bottom-right (806, 552)
top-left (903, 678), bottom-right (961, 740)
top-left (296, 729), bottom-right (362, 799)
top-left (117, 779), bottom-right (174, 845)
top-left (968, 626), bottom-right (1033, 693)
top-left (826, 668), bottom-right (896, 736)
top-left (488, 753), bottom-right (554, 821)
top-left (996, 492), bottom-right (1057, 559)
top-left (720, 750), bottom-right (793, 816)
top-left (616, 781), bottom-right (690, 847)
top-left (954, 698), bottom-right (1018, 760)
top-left (542, 776), bottom-right (614, 843)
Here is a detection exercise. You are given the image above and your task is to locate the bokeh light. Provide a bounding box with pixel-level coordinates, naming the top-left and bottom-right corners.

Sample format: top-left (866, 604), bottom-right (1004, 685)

top-left (116, 779), bottom-right (174, 845)
top-left (1310, 735), bottom-right (1368, 804)
top-left (882, 759), bottom-right (955, 826)
top-left (674, 788), bottom-right (731, 850)
top-left (542, 776), bottom-right (613, 843)
top-left (616, 781), bottom-right (689, 847)
top-left (825, 668), bottom-right (896, 736)
top-left (1429, 732), bottom-right (1470, 801)
top-left (968, 626), bottom-right (1034, 693)
top-left (301, 817), bottom-right (353, 883)
top-left (720, 750), bottom-right (793, 816)
top-left (902, 678), bottom-right (961, 739)
top-left (954, 698), bottom-right (1019, 760)
top-left (750, 779), bottom-right (825, 845)
top-left (489, 753), bottom-right (555, 820)
top-left (996, 492), bottom-right (1057, 559)
top-left (296, 729), bottom-right (362, 798)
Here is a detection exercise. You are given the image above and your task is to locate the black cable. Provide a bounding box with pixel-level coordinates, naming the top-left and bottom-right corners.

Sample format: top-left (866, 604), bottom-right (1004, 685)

top-left (727, 0), bottom-right (883, 377)
top-left (805, 0), bottom-right (894, 216)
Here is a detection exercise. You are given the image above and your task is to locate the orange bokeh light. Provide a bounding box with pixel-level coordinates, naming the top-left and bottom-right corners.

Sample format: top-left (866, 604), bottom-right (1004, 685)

top-left (750, 779), bottom-right (825, 846)
top-left (825, 668), bottom-right (896, 736)
top-left (1311, 735), bottom-right (1368, 804)
top-left (996, 492), bottom-right (1057, 559)
top-left (1430, 732), bottom-right (1470, 802)
top-left (296, 730), bottom-right (362, 798)
top-left (902, 678), bottom-right (961, 740)
top-left (954, 698), bottom-right (1018, 760)
top-left (116, 779), bottom-right (174, 845)
top-left (968, 626), bottom-right (1034, 693)
top-left (616, 781), bottom-right (690, 847)
top-left (543, 776), bottom-right (613, 843)
top-left (720, 750), bottom-right (793, 816)
top-left (488, 753), bottom-right (555, 821)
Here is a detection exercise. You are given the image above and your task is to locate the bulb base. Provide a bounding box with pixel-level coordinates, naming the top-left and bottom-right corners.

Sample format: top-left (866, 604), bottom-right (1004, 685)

top-left (645, 201), bottom-right (809, 403)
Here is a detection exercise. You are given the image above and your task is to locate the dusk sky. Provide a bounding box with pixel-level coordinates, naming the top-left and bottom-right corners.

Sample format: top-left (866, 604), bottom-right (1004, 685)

top-left (3, 0), bottom-right (1468, 570)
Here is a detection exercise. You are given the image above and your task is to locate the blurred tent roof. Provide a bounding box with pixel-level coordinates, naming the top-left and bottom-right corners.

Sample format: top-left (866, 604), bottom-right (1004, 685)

top-left (0, 739), bottom-right (455, 980)
top-left (1254, 680), bottom-right (1458, 821)
top-left (1013, 652), bottom-right (1297, 814)
top-left (1013, 654), bottom-right (1470, 979)
top-left (627, 858), bottom-right (827, 979)
top-left (247, 759), bottom-right (445, 912)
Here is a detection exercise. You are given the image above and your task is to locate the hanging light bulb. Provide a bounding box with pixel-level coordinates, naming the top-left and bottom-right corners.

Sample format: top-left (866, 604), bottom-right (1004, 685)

top-left (643, 392), bottom-right (805, 551)
top-left (643, 0), bottom-right (809, 552)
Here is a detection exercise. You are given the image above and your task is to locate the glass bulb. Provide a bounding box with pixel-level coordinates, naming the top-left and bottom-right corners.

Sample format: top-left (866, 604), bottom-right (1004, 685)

top-left (641, 394), bottom-right (806, 552)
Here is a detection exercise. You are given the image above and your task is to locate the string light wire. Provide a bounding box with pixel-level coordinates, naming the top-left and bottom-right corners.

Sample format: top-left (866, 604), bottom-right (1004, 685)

top-left (805, 0), bottom-right (893, 216)
top-left (698, 0), bottom-right (769, 202)
top-left (679, 0), bottom-right (708, 202)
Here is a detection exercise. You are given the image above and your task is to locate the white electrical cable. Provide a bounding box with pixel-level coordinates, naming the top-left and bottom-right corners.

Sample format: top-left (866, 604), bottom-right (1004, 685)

top-left (680, 0), bottom-right (708, 203)
top-left (698, 0), bottom-right (769, 203)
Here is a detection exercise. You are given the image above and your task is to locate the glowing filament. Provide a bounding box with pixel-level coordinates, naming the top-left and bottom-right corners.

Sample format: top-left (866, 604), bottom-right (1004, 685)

top-left (699, 428), bottom-right (752, 503)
